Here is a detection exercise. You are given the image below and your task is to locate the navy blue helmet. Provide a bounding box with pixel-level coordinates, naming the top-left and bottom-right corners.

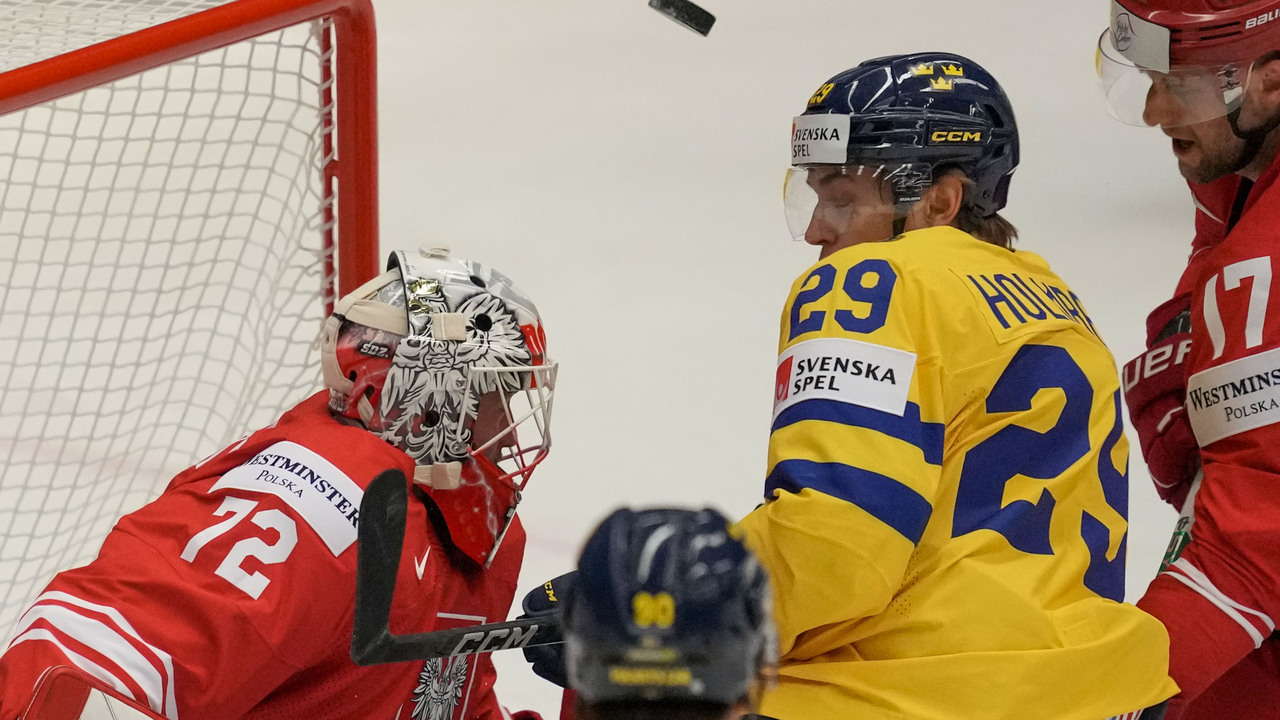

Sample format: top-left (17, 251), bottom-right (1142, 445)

top-left (791, 52), bottom-right (1019, 217)
top-left (563, 507), bottom-right (775, 705)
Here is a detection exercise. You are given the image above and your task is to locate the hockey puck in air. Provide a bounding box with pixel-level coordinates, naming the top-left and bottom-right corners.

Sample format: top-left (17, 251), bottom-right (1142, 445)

top-left (648, 0), bottom-right (715, 36)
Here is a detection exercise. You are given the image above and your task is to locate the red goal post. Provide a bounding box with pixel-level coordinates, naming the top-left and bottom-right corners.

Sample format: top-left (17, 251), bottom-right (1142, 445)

top-left (0, 0), bottom-right (380, 637)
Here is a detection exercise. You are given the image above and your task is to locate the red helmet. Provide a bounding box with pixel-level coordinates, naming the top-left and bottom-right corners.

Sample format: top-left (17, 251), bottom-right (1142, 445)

top-left (319, 248), bottom-right (556, 566)
top-left (1099, 0), bottom-right (1280, 125)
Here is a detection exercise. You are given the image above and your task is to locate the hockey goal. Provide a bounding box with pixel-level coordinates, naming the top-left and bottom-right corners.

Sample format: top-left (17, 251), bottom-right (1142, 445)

top-left (0, 0), bottom-right (380, 638)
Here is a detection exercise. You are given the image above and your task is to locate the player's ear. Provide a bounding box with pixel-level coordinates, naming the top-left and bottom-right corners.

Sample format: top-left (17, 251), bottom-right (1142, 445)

top-left (1248, 52), bottom-right (1280, 110)
top-left (911, 172), bottom-right (964, 230)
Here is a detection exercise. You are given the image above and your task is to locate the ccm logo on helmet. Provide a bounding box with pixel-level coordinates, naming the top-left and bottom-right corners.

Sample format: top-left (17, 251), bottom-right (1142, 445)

top-left (929, 129), bottom-right (983, 144)
top-left (1247, 10), bottom-right (1280, 28)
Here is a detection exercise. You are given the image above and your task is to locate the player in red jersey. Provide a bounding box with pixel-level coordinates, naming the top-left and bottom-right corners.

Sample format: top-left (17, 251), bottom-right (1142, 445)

top-left (0, 248), bottom-right (557, 720)
top-left (1099, 2), bottom-right (1280, 716)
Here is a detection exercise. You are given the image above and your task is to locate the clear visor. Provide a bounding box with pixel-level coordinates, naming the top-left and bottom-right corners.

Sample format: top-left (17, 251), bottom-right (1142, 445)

top-left (1096, 29), bottom-right (1247, 127)
top-left (459, 362), bottom-right (557, 492)
top-left (782, 163), bottom-right (931, 242)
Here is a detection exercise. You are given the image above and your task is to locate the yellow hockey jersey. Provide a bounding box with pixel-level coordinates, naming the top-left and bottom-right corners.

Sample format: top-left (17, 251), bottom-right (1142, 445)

top-left (738, 226), bottom-right (1177, 720)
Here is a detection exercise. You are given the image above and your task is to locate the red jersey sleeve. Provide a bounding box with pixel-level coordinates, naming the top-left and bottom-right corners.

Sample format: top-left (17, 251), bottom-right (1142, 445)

top-left (0, 393), bottom-right (419, 720)
top-left (1, 468), bottom-right (364, 720)
top-left (2, 392), bottom-right (528, 720)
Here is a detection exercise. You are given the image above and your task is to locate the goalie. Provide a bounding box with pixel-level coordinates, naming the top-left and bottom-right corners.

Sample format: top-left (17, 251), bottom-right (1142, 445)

top-left (0, 249), bottom-right (557, 720)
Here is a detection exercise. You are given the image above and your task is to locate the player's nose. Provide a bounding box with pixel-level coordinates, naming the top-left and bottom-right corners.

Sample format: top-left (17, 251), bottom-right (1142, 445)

top-left (1142, 82), bottom-right (1179, 129)
top-left (804, 213), bottom-right (836, 250)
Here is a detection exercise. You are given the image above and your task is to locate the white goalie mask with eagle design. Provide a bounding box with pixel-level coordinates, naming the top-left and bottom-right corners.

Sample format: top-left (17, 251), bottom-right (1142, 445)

top-left (320, 248), bottom-right (556, 565)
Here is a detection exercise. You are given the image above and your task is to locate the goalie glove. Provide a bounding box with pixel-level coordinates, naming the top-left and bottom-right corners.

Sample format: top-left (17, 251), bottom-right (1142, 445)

top-left (1122, 293), bottom-right (1199, 510)
top-left (518, 572), bottom-right (576, 689)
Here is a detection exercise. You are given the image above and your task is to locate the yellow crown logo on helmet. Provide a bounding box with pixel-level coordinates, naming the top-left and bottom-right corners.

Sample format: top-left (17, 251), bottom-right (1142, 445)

top-left (941, 63), bottom-right (964, 76)
top-left (910, 63), bottom-right (934, 76)
top-left (929, 77), bottom-right (954, 91)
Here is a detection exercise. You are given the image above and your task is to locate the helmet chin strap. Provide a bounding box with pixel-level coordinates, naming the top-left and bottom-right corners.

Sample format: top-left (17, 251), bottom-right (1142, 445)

top-left (889, 179), bottom-right (932, 239)
top-left (890, 189), bottom-right (917, 239)
top-left (1226, 102), bottom-right (1280, 174)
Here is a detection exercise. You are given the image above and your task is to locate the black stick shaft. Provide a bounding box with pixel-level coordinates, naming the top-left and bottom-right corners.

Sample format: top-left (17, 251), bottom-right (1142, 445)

top-left (351, 469), bottom-right (563, 665)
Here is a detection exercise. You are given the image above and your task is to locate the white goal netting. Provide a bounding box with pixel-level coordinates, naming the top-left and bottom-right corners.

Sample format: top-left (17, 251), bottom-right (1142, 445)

top-left (0, 0), bottom-right (362, 638)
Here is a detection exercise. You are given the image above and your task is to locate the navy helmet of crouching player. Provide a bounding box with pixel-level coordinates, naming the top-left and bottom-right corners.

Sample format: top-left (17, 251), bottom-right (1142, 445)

top-left (784, 52), bottom-right (1020, 241)
top-left (319, 248), bottom-right (556, 567)
top-left (564, 507), bottom-right (777, 709)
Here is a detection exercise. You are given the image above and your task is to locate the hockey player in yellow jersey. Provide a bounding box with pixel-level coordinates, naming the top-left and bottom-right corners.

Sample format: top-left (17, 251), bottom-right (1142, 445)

top-left (737, 53), bottom-right (1179, 720)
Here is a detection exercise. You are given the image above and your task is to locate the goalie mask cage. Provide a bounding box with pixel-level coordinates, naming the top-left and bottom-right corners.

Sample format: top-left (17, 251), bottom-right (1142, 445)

top-left (0, 0), bottom-right (379, 638)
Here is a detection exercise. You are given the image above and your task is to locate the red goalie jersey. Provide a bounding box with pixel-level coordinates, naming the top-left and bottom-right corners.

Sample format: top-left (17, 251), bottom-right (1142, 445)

top-left (0, 392), bottom-right (526, 720)
top-left (1139, 154), bottom-right (1280, 718)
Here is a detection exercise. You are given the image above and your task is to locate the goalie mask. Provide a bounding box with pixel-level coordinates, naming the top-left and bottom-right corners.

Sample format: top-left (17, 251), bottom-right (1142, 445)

top-left (320, 249), bottom-right (556, 566)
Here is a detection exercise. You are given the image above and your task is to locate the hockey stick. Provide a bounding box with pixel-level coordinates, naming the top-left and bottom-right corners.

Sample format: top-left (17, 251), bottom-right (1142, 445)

top-left (350, 469), bottom-right (563, 666)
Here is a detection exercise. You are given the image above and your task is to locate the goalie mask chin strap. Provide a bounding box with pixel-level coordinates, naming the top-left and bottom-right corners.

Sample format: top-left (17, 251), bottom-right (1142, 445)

top-left (414, 462), bottom-right (462, 490)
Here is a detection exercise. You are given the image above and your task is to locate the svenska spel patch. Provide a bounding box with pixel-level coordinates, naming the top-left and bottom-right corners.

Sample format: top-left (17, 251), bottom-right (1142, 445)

top-left (773, 337), bottom-right (916, 420)
top-left (1186, 346), bottom-right (1280, 446)
top-left (211, 441), bottom-right (364, 556)
top-left (791, 114), bottom-right (850, 165)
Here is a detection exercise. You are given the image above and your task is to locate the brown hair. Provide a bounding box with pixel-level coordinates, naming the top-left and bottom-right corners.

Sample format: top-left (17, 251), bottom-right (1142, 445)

top-left (943, 168), bottom-right (1019, 249)
top-left (956, 207), bottom-right (1019, 249)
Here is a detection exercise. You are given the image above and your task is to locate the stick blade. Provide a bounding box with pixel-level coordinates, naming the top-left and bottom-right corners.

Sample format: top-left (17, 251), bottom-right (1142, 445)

top-left (648, 0), bottom-right (715, 36)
